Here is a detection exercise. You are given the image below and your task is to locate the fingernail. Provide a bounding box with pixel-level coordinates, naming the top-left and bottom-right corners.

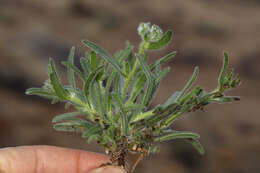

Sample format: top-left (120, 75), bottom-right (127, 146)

top-left (88, 165), bottom-right (126, 173)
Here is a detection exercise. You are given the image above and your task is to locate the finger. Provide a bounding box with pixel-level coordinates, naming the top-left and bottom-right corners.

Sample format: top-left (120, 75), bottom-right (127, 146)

top-left (89, 166), bottom-right (126, 173)
top-left (0, 145), bottom-right (110, 173)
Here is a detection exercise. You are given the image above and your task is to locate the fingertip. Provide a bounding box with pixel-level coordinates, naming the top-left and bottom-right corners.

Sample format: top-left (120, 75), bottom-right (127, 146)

top-left (88, 165), bottom-right (126, 173)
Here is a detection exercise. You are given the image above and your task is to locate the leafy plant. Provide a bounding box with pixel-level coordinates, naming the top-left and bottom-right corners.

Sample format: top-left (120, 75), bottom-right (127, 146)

top-left (26, 22), bottom-right (240, 172)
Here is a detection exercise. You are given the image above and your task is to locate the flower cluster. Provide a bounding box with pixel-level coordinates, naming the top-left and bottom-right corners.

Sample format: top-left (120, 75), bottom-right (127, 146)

top-left (138, 22), bottom-right (163, 42)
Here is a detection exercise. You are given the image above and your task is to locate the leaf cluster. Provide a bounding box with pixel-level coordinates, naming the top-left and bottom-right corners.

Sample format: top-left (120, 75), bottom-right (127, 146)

top-left (26, 23), bottom-right (240, 164)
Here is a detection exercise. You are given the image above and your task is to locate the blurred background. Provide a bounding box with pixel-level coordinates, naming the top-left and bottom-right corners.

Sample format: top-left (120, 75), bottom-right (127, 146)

top-left (0, 0), bottom-right (260, 172)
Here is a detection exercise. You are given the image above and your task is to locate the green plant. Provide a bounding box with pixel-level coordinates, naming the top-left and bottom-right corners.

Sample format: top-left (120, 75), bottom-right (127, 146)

top-left (26, 22), bottom-right (240, 172)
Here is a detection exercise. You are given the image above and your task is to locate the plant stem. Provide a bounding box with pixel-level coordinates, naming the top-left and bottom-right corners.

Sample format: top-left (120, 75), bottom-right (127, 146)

top-left (122, 41), bottom-right (147, 100)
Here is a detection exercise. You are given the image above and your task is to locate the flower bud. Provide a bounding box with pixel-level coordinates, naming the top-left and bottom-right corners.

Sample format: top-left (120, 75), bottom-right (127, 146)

top-left (138, 22), bottom-right (164, 43)
top-left (138, 22), bottom-right (151, 39)
top-left (149, 24), bottom-right (163, 42)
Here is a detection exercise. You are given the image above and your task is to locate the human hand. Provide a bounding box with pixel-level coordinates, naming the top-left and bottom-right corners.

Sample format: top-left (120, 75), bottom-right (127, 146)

top-left (0, 145), bottom-right (125, 173)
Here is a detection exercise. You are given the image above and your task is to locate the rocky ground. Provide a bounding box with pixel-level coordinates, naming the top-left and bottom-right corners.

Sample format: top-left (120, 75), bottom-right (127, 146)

top-left (0, 0), bottom-right (260, 173)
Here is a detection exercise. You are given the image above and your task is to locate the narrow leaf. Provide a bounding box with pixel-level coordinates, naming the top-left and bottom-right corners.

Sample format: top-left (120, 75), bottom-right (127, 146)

top-left (150, 51), bottom-right (177, 70)
top-left (52, 112), bottom-right (80, 123)
top-left (119, 42), bottom-right (133, 63)
top-left (130, 110), bottom-right (154, 123)
top-left (163, 91), bottom-right (181, 108)
top-left (89, 76), bottom-right (104, 118)
top-left (80, 57), bottom-right (92, 76)
top-left (90, 51), bottom-right (98, 70)
top-left (135, 54), bottom-right (156, 106)
top-left (185, 139), bottom-right (205, 155)
top-left (68, 46), bottom-right (76, 89)
top-left (155, 67), bottom-right (170, 83)
top-left (162, 104), bottom-right (192, 128)
top-left (176, 66), bottom-right (199, 101)
top-left (129, 74), bottom-right (146, 102)
top-left (154, 131), bottom-right (200, 142)
top-left (49, 59), bottom-right (68, 99)
top-left (218, 52), bottom-right (229, 90)
top-left (25, 88), bottom-right (55, 98)
top-left (82, 125), bottom-right (100, 138)
top-left (112, 93), bottom-right (128, 135)
top-left (62, 61), bottom-right (86, 82)
top-left (87, 134), bottom-right (100, 144)
top-left (84, 66), bottom-right (104, 96)
top-left (82, 40), bottom-right (126, 77)
top-left (211, 96), bottom-right (240, 103)
top-left (53, 120), bottom-right (92, 132)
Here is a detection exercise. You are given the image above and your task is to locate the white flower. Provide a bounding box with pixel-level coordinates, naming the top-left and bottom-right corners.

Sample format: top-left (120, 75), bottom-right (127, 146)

top-left (149, 24), bottom-right (163, 42)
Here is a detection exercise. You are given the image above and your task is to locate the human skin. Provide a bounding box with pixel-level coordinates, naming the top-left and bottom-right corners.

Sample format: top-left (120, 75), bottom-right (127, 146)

top-left (0, 145), bottom-right (125, 173)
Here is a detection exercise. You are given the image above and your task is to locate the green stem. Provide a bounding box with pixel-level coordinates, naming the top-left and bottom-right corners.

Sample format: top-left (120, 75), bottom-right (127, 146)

top-left (122, 41), bottom-right (147, 100)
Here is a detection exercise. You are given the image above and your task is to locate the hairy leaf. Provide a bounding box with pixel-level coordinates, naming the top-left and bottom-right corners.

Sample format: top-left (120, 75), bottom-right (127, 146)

top-left (154, 131), bottom-right (200, 142)
top-left (82, 40), bottom-right (126, 77)
top-left (49, 59), bottom-right (69, 99)
top-left (146, 30), bottom-right (172, 50)
top-left (176, 66), bottom-right (199, 101)
top-left (218, 52), bottom-right (229, 90)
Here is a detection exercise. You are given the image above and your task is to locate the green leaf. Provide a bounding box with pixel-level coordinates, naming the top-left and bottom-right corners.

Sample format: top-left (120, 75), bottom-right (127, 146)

top-left (176, 66), bottom-right (199, 101)
top-left (185, 139), bottom-right (205, 155)
top-left (90, 51), bottom-right (98, 70)
top-left (124, 62), bottom-right (130, 76)
top-left (150, 145), bottom-right (160, 154)
top-left (80, 57), bottom-right (91, 76)
top-left (129, 74), bottom-right (146, 102)
top-left (118, 42), bottom-right (133, 63)
top-left (218, 52), bottom-right (229, 90)
top-left (53, 120), bottom-right (92, 132)
top-left (53, 123), bottom-right (80, 132)
top-left (52, 112), bottom-right (80, 123)
top-left (67, 46), bottom-right (76, 89)
top-left (127, 51), bottom-right (134, 69)
top-left (146, 103), bottom-right (180, 126)
top-left (62, 61), bottom-right (86, 82)
top-left (89, 76), bottom-right (105, 118)
top-left (124, 102), bottom-right (144, 112)
top-left (105, 70), bottom-right (116, 105)
top-left (146, 30), bottom-right (172, 50)
top-left (84, 66), bottom-right (104, 96)
top-left (82, 40), bottom-right (126, 77)
top-left (135, 54), bottom-right (156, 106)
top-left (155, 67), bottom-right (170, 83)
top-left (49, 58), bottom-right (69, 100)
top-left (87, 134), bottom-right (100, 144)
top-left (25, 88), bottom-right (56, 99)
top-left (112, 72), bottom-right (123, 95)
top-left (113, 50), bottom-right (122, 59)
top-left (180, 85), bottom-right (201, 105)
top-left (211, 96), bottom-right (240, 103)
top-left (82, 125), bottom-right (100, 138)
top-left (154, 131), bottom-right (200, 142)
top-left (150, 51), bottom-right (177, 70)
top-left (163, 91), bottom-right (181, 108)
top-left (130, 110), bottom-right (154, 123)
top-left (162, 104), bottom-right (192, 128)
top-left (112, 93), bottom-right (128, 135)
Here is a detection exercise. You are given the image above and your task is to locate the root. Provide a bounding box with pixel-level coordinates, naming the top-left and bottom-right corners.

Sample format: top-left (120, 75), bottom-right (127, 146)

top-left (131, 154), bottom-right (144, 173)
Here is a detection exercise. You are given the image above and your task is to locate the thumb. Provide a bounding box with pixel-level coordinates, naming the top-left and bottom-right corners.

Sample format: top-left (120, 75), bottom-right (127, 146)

top-left (88, 165), bottom-right (126, 173)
